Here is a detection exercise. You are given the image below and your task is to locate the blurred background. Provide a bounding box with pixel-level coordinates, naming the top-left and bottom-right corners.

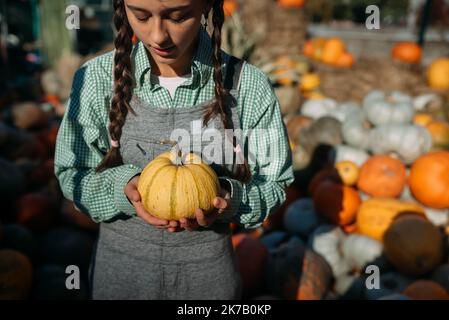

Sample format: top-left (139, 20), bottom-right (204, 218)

top-left (1, 0), bottom-right (449, 300)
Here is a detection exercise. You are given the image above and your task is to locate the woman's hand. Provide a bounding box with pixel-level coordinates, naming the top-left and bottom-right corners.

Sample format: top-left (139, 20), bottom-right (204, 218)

top-left (125, 175), bottom-right (180, 232)
top-left (179, 187), bottom-right (231, 231)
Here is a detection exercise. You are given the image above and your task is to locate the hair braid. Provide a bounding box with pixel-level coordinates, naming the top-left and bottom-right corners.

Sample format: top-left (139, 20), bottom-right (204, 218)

top-left (203, 0), bottom-right (252, 183)
top-left (96, 0), bottom-right (135, 173)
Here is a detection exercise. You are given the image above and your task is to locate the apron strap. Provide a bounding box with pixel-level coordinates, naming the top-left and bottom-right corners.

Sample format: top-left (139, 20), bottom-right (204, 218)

top-left (223, 55), bottom-right (246, 101)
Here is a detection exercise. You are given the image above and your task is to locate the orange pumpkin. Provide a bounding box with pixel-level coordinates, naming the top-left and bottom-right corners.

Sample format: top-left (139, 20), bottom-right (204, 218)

top-left (321, 38), bottom-right (345, 65)
top-left (305, 38), bottom-right (327, 61)
top-left (303, 40), bottom-right (314, 57)
top-left (223, 0), bottom-right (238, 17)
top-left (426, 121), bottom-right (449, 149)
top-left (335, 161), bottom-right (359, 186)
top-left (278, 0), bottom-right (306, 8)
top-left (403, 280), bottom-right (449, 300)
top-left (15, 191), bottom-right (57, 233)
top-left (296, 250), bottom-right (333, 300)
top-left (383, 214), bottom-right (443, 276)
top-left (356, 198), bottom-right (425, 242)
top-left (313, 181), bottom-right (361, 226)
top-left (409, 151), bottom-right (449, 209)
top-left (308, 168), bottom-right (342, 196)
top-left (357, 155), bottom-right (406, 198)
top-left (335, 52), bottom-right (354, 68)
top-left (232, 233), bottom-right (268, 298)
top-left (392, 42), bottom-right (422, 64)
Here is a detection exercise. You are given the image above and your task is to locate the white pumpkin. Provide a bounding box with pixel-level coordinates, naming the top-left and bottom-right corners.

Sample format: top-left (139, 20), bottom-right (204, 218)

top-left (283, 198), bottom-right (320, 237)
top-left (369, 124), bottom-right (432, 164)
top-left (328, 102), bottom-right (362, 123)
top-left (334, 274), bottom-right (366, 299)
top-left (307, 225), bottom-right (351, 277)
top-left (300, 98), bottom-right (338, 119)
top-left (423, 207), bottom-right (449, 227)
top-left (330, 144), bottom-right (370, 167)
top-left (363, 90), bottom-right (414, 126)
top-left (342, 234), bottom-right (383, 271)
top-left (341, 113), bottom-right (372, 150)
top-left (413, 93), bottom-right (443, 111)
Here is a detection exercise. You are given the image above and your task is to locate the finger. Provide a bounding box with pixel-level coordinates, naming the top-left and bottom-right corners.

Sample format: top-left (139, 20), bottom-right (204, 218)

top-left (179, 217), bottom-right (197, 231)
top-left (133, 201), bottom-right (168, 226)
top-left (167, 226), bottom-right (185, 233)
top-left (196, 208), bottom-right (217, 227)
top-left (127, 189), bottom-right (141, 202)
top-left (213, 197), bottom-right (229, 210)
top-left (169, 220), bottom-right (179, 228)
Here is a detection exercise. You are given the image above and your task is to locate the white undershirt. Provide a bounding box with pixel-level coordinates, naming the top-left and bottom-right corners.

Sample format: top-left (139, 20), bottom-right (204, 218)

top-left (150, 73), bottom-right (192, 99)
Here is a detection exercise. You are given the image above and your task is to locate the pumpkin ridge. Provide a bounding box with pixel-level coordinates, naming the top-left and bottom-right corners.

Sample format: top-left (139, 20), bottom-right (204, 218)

top-left (169, 167), bottom-right (179, 220)
top-left (185, 168), bottom-right (200, 214)
top-left (142, 165), bottom-right (169, 213)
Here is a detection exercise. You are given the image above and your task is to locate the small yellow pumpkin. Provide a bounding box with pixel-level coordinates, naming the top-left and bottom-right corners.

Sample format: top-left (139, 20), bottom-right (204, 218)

top-left (426, 121), bottom-right (449, 149)
top-left (137, 150), bottom-right (219, 220)
top-left (427, 58), bottom-right (449, 90)
top-left (300, 73), bottom-right (321, 92)
top-left (335, 160), bottom-right (359, 186)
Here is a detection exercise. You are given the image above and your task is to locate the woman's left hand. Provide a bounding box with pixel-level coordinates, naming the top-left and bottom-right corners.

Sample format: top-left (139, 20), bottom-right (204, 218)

top-left (175, 187), bottom-right (231, 232)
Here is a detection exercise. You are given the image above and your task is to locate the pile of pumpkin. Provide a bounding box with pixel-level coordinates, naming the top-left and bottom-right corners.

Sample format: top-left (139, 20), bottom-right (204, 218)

top-left (303, 37), bottom-right (354, 68)
top-left (231, 89), bottom-right (449, 300)
top-left (0, 101), bottom-right (98, 300)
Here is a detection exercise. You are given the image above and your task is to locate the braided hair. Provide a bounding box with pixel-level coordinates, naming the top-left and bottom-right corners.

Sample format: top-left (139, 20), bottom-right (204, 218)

top-left (96, 0), bottom-right (252, 184)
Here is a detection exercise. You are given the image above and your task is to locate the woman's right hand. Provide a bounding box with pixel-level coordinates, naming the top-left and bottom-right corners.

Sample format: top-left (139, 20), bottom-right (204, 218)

top-left (124, 175), bottom-right (182, 232)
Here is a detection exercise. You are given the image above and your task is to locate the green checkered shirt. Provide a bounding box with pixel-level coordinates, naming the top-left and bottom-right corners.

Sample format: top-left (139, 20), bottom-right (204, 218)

top-left (54, 27), bottom-right (294, 229)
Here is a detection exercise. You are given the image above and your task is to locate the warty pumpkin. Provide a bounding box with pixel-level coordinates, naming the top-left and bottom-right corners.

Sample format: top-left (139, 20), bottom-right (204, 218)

top-left (409, 151), bottom-right (449, 209)
top-left (138, 150), bottom-right (220, 220)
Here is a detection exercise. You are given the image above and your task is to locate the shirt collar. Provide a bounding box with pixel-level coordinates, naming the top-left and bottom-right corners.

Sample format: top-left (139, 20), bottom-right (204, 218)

top-left (132, 26), bottom-right (214, 89)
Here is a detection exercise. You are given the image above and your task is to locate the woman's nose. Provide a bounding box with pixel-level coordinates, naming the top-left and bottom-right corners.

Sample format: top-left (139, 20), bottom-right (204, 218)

top-left (149, 17), bottom-right (169, 47)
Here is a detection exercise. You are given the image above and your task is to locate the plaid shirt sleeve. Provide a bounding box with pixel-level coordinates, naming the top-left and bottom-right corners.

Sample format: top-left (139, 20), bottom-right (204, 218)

top-left (217, 63), bottom-right (295, 229)
top-left (54, 61), bottom-right (141, 223)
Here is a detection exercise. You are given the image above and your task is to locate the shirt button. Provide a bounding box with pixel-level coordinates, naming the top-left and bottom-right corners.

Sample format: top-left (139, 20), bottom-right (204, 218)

top-left (144, 73), bottom-right (150, 81)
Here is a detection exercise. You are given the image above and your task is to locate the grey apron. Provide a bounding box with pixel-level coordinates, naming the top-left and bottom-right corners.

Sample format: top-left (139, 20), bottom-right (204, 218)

top-left (89, 57), bottom-right (246, 300)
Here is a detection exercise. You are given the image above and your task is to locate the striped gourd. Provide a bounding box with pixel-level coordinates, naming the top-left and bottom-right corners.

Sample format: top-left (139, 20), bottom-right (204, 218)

top-left (137, 150), bottom-right (219, 220)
